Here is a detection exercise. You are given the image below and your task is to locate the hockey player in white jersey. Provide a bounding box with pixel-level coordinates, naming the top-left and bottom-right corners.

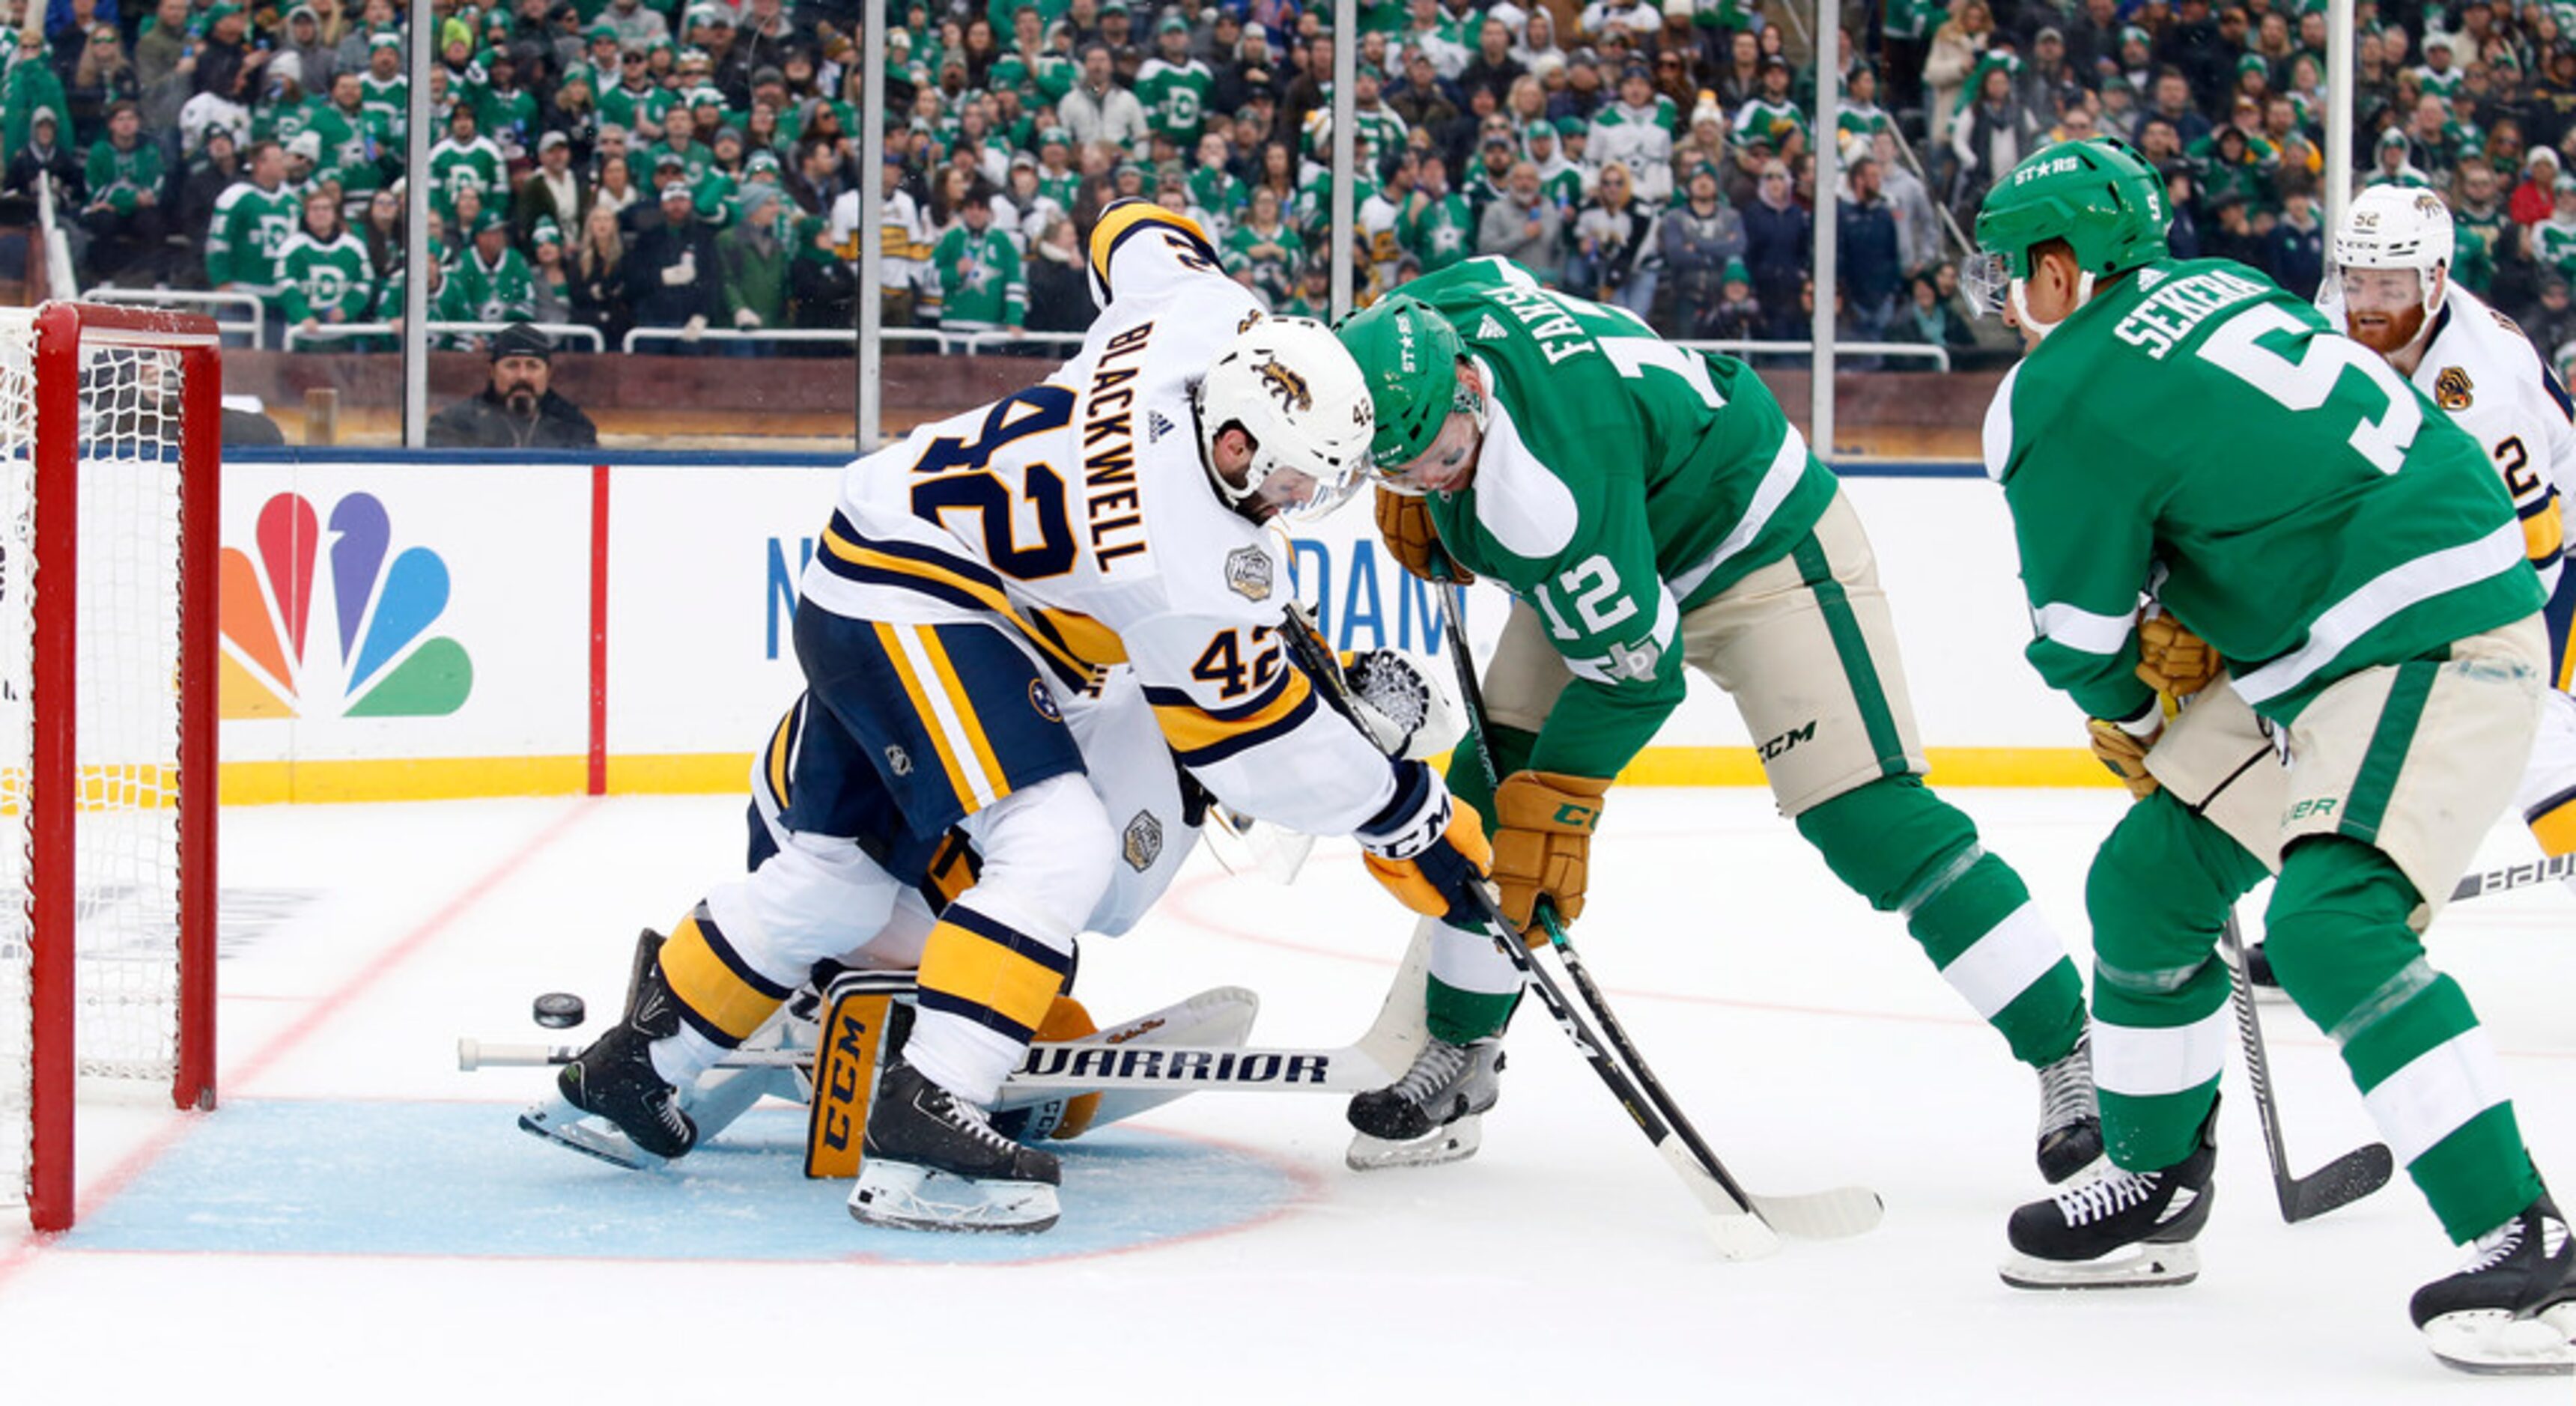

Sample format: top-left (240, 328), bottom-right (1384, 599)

top-left (545, 199), bottom-right (1495, 1235)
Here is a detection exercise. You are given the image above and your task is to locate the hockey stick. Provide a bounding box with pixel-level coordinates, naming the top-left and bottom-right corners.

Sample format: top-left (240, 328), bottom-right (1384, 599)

top-left (464, 1036), bottom-right (1397, 1090)
top-left (2215, 909), bottom-right (2394, 1222)
top-left (1415, 581), bottom-right (1882, 1256)
top-left (2449, 850), bottom-right (2576, 902)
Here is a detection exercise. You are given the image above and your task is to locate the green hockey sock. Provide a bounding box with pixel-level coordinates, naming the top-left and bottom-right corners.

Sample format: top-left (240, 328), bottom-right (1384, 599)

top-left (2086, 791), bottom-right (2265, 1170)
top-left (1796, 776), bottom-right (2085, 1067)
top-left (2266, 837), bottom-right (2541, 1242)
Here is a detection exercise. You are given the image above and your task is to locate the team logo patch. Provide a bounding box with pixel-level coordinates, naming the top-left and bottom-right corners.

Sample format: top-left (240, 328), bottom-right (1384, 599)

top-left (1029, 679), bottom-right (1062, 721)
top-left (1123, 810), bottom-right (1164, 871)
top-left (1224, 545), bottom-right (1273, 600)
top-left (2435, 365), bottom-right (2474, 410)
top-left (884, 745), bottom-right (913, 776)
top-left (1255, 357), bottom-right (1312, 413)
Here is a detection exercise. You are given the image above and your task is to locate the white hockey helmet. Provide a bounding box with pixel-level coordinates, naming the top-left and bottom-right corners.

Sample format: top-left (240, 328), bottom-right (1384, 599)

top-left (1195, 315), bottom-right (1375, 523)
top-left (2331, 184), bottom-right (2454, 314)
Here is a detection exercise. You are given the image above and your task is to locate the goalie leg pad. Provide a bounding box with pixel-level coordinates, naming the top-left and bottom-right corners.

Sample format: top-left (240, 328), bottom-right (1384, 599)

top-left (804, 976), bottom-right (904, 1179)
top-left (990, 986), bottom-right (1263, 1136)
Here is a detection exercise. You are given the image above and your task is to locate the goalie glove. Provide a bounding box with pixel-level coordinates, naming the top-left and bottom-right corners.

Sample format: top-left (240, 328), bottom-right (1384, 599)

top-left (2135, 613), bottom-right (2222, 698)
top-left (2086, 716), bottom-right (2161, 801)
top-left (1357, 759), bottom-right (1494, 927)
top-left (1374, 486), bottom-right (1472, 585)
top-left (1342, 648), bottom-right (1468, 761)
top-left (1492, 770), bottom-right (1611, 945)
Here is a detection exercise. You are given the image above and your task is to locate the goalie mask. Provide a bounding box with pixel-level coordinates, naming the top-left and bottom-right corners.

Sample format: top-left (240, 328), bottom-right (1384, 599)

top-left (1194, 315), bottom-right (1375, 525)
top-left (2324, 185), bottom-right (2452, 359)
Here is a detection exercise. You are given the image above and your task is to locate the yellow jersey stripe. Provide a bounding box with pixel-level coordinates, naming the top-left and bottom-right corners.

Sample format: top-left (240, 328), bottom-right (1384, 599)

top-left (763, 704), bottom-right (796, 814)
top-left (1087, 201), bottom-right (1214, 285)
top-left (819, 526), bottom-right (1093, 683)
top-left (1147, 668), bottom-right (1316, 755)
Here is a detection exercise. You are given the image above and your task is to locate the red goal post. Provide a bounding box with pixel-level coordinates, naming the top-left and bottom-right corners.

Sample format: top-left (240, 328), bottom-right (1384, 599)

top-left (5, 302), bottom-right (221, 1232)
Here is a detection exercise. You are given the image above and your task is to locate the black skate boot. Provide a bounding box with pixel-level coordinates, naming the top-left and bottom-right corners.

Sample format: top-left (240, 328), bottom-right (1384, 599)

top-left (2001, 1100), bottom-right (2217, 1289)
top-left (2414, 1191), bottom-right (2576, 1375)
top-left (1346, 1035), bottom-right (1504, 1170)
top-left (2035, 1028), bottom-right (2105, 1184)
top-left (520, 930), bottom-right (697, 1166)
top-left (849, 1062), bottom-right (1062, 1233)
top-left (2238, 941), bottom-right (2292, 1004)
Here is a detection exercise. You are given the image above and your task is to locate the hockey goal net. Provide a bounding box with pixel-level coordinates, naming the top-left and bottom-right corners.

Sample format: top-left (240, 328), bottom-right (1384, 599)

top-left (0, 304), bottom-right (219, 1232)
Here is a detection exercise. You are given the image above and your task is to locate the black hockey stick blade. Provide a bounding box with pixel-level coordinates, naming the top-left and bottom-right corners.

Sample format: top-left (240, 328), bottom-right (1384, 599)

top-left (2284, 1142), bottom-right (2396, 1223)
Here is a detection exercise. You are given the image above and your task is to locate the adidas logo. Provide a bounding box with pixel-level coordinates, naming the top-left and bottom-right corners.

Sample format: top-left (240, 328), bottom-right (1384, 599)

top-left (2138, 268), bottom-right (2168, 290)
top-left (1474, 314), bottom-right (1508, 341)
top-left (1147, 410), bottom-right (1174, 442)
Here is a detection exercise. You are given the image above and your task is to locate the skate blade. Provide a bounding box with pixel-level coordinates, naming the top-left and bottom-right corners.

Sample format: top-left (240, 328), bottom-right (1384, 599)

top-left (1998, 1241), bottom-right (2200, 1290)
top-left (2424, 1306), bottom-right (2576, 1376)
top-left (1346, 1114), bottom-right (1483, 1172)
top-left (517, 1096), bottom-right (666, 1171)
top-left (848, 1158), bottom-right (1060, 1234)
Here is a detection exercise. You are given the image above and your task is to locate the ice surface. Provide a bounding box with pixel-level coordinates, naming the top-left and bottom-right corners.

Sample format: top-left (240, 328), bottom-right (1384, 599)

top-left (1, 788), bottom-right (2569, 1402)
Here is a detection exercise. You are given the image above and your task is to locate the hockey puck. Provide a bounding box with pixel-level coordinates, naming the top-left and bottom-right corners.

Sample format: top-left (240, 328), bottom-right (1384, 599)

top-left (532, 992), bottom-right (587, 1029)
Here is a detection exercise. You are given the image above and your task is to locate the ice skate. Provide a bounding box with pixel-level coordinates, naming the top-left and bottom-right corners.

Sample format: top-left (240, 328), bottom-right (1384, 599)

top-left (1346, 1035), bottom-right (1503, 1171)
top-left (2034, 1028), bottom-right (2104, 1184)
top-left (2414, 1192), bottom-right (2576, 1375)
top-left (849, 1062), bottom-right (1061, 1234)
top-left (2001, 1101), bottom-right (2216, 1289)
top-left (519, 931), bottom-right (696, 1169)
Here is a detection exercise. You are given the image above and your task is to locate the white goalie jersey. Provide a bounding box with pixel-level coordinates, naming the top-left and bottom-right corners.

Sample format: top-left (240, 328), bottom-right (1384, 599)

top-left (798, 200), bottom-right (1404, 840)
top-left (2400, 284), bottom-right (2570, 596)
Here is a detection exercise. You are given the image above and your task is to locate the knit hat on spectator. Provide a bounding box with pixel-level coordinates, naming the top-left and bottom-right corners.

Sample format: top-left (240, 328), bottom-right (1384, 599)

top-left (1158, 13), bottom-right (1188, 34)
top-left (286, 4), bottom-right (318, 26)
top-left (1526, 121), bottom-right (1555, 144)
top-left (1664, 0), bottom-right (1692, 16)
top-left (475, 207), bottom-right (511, 238)
top-left (746, 148), bottom-right (781, 174)
top-left (371, 31), bottom-right (402, 52)
top-left (1554, 114), bottom-right (1585, 137)
top-left (204, 2), bottom-right (241, 26)
top-left (286, 130), bottom-right (322, 162)
top-left (1722, 257), bottom-right (1749, 285)
top-left (490, 323), bottom-right (554, 362)
top-left (531, 217), bottom-right (564, 247)
top-left (588, 20), bottom-right (618, 41)
top-left (741, 183), bottom-right (783, 219)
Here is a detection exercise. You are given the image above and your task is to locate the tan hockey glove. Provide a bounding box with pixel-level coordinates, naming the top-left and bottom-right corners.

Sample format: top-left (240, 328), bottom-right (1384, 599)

top-left (2135, 614), bottom-right (2223, 698)
top-left (1373, 486), bottom-right (1472, 585)
top-left (2086, 718), bottom-right (2161, 801)
top-left (1491, 770), bottom-right (1611, 945)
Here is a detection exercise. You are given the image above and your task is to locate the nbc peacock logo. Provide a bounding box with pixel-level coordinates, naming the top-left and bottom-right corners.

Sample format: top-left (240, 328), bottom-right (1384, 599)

top-left (219, 492), bottom-right (473, 719)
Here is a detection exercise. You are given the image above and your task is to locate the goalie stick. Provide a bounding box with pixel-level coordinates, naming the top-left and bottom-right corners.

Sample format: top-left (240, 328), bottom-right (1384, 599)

top-left (2216, 909), bottom-right (2393, 1222)
top-left (1287, 587), bottom-right (1880, 1256)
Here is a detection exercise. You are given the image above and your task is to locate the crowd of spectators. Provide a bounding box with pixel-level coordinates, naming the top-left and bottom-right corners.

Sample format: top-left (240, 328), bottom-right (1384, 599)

top-left (10, 0), bottom-right (2576, 371)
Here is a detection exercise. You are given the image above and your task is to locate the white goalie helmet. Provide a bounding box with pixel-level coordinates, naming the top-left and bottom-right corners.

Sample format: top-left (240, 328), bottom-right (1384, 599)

top-left (2330, 184), bottom-right (2455, 315)
top-left (1195, 315), bottom-right (1376, 524)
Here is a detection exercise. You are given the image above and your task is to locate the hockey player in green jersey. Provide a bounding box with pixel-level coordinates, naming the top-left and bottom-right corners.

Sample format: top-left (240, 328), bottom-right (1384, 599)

top-left (1324, 256), bottom-right (2102, 1187)
top-left (1970, 137), bottom-right (2573, 1375)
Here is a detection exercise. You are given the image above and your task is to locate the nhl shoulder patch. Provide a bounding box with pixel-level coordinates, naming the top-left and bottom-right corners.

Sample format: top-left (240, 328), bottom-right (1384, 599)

top-left (2435, 365), bottom-right (2473, 410)
top-left (1123, 810), bottom-right (1164, 871)
top-left (1224, 544), bottom-right (1273, 600)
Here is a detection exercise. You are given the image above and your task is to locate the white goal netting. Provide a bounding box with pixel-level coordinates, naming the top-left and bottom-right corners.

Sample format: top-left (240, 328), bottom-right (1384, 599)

top-left (0, 308), bottom-right (195, 1217)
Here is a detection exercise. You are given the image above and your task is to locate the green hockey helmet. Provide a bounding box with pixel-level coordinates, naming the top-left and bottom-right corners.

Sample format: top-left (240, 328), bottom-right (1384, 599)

top-left (1336, 294), bottom-right (1465, 477)
top-left (1967, 138), bottom-right (2169, 317)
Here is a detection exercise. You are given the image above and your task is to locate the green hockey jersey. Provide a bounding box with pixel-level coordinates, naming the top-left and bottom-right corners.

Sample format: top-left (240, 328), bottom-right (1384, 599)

top-left (428, 135), bottom-right (506, 220)
top-left (84, 137), bottom-right (162, 213)
top-left (1400, 190), bottom-right (1475, 273)
top-left (1407, 256), bottom-right (1839, 779)
top-left (1221, 219), bottom-right (1302, 306)
top-left (205, 180), bottom-right (303, 294)
top-left (1984, 257), bottom-right (2544, 725)
top-left (454, 245), bottom-right (538, 323)
top-left (1136, 56), bottom-right (1215, 144)
top-left (928, 223), bottom-right (1025, 329)
top-left (277, 231), bottom-right (376, 323)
